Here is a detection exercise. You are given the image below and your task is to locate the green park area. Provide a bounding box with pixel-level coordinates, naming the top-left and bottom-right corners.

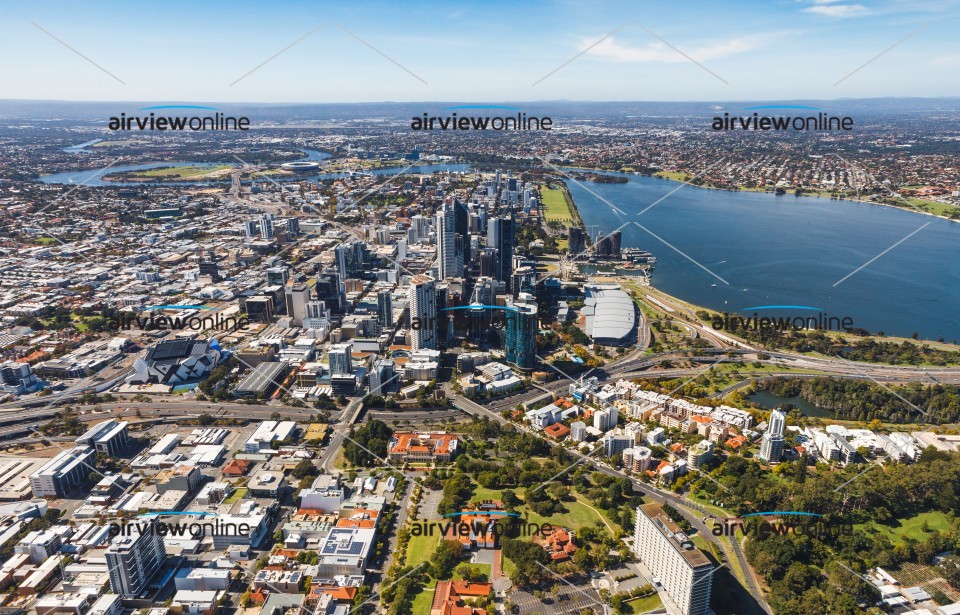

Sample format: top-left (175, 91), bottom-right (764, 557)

top-left (541, 186), bottom-right (574, 224)
top-left (856, 510), bottom-right (952, 544)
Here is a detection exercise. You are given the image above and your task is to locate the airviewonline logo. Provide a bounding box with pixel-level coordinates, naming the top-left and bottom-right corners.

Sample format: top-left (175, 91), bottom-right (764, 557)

top-left (713, 511), bottom-right (854, 538)
top-left (711, 305), bottom-right (856, 332)
top-left (107, 304), bottom-right (251, 332)
top-left (108, 105), bottom-right (250, 131)
top-left (411, 105), bottom-right (553, 131)
top-left (409, 510), bottom-right (554, 538)
top-left (108, 511), bottom-right (252, 538)
top-left (712, 105), bottom-right (854, 131)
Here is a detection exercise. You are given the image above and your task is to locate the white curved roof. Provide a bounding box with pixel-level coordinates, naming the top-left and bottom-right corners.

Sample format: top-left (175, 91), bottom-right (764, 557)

top-left (583, 284), bottom-right (636, 343)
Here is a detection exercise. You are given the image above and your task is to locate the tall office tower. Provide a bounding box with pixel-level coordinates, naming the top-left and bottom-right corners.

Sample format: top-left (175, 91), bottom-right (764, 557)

top-left (284, 283), bottom-right (311, 327)
top-left (369, 359), bottom-right (396, 395)
top-left (335, 243), bottom-right (360, 280)
top-left (479, 248), bottom-right (498, 278)
top-left (760, 409), bottom-right (787, 464)
top-left (315, 271), bottom-right (344, 315)
top-left (353, 241), bottom-right (366, 271)
top-left (488, 215), bottom-right (515, 290)
top-left (609, 230), bottom-right (622, 257)
top-left (468, 277), bottom-right (496, 339)
top-left (244, 220), bottom-right (260, 238)
top-left (327, 343), bottom-right (353, 376)
top-left (411, 214), bottom-right (431, 242)
top-left (568, 227), bottom-right (586, 256)
top-left (504, 299), bottom-right (538, 370)
top-left (266, 266), bottom-right (289, 287)
top-left (105, 527), bottom-right (166, 597)
top-left (495, 169), bottom-right (502, 187)
top-left (377, 290), bottom-right (394, 328)
top-left (454, 198), bottom-right (469, 241)
top-left (408, 275), bottom-right (437, 350)
top-left (397, 239), bottom-right (407, 259)
top-left (259, 215), bottom-right (275, 240)
top-left (634, 503), bottom-right (714, 615)
top-left (436, 202), bottom-right (464, 280)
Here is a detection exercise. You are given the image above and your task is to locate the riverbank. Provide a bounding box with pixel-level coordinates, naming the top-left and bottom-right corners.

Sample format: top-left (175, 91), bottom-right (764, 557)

top-left (650, 169), bottom-right (960, 224)
top-left (567, 164), bottom-right (960, 224)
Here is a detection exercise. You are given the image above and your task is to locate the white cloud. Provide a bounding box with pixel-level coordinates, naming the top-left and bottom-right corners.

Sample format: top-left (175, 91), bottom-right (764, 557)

top-left (581, 35), bottom-right (756, 63)
top-left (931, 54), bottom-right (960, 66)
top-left (803, 3), bottom-right (869, 16)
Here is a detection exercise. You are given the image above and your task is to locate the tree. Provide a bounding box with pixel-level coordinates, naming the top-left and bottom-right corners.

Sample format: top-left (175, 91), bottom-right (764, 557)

top-left (291, 459), bottom-right (320, 480)
top-left (430, 540), bottom-right (464, 580)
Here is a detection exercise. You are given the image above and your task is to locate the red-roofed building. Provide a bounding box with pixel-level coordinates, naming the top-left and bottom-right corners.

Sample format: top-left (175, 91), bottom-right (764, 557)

top-left (430, 580), bottom-right (491, 615)
top-left (223, 458), bottom-right (253, 477)
top-left (388, 432), bottom-right (460, 463)
top-left (537, 527), bottom-right (577, 562)
top-left (544, 423), bottom-right (570, 440)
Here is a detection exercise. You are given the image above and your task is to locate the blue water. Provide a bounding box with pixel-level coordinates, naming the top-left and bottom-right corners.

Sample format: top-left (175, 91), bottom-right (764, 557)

top-left (63, 138), bottom-right (103, 153)
top-left (38, 151), bottom-right (472, 186)
top-left (565, 170), bottom-right (960, 341)
top-left (748, 391), bottom-right (833, 418)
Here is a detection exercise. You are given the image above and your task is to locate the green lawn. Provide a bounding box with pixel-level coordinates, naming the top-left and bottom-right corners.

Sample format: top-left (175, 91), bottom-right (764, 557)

top-left (654, 170), bottom-right (690, 182)
top-left (123, 164), bottom-right (231, 179)
top-left (502, 554), bottom-right (516, 579)
top-left (856, 510), bottom-right (951, 543)
top-left (223, 487), bottom-right (248, 504)
top-left (541, 187), bottom-right (574, 223)
top-left (410, 580), bottom-right (437, 614)
top-left (468, 484), bottom-right (617, 537)
top-left (406, 531), bottom-right (440, 568)
top-left (624, 593), bottom-right (662, 613)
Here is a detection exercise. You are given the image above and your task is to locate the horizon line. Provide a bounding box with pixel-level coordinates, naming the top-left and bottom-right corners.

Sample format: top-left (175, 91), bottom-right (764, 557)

top-left (2, 96), bottom-right (959, 106)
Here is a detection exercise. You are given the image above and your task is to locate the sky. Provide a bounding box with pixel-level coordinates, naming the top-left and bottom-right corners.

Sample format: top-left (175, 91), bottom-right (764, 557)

top-left (1, 0), bottom-right (958, 103)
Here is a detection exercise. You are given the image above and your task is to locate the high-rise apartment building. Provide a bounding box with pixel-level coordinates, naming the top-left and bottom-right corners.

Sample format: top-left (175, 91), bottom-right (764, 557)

top-left (106, 527), bottom-right (166, 597)
top-left (634, 503), bottom-right (714, 615)
top-left (760, 409), bottom-right (786, 464)
top-left (504, 299), bottom-right (538, 370)
top-left (436, 201), bottom-right (464, 280)
top-left (408, 275), bottom-right (437, 350)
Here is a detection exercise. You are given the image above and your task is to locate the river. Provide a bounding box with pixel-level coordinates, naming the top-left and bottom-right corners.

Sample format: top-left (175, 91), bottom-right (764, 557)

top-left (565, 170), bottom-right (960, 341)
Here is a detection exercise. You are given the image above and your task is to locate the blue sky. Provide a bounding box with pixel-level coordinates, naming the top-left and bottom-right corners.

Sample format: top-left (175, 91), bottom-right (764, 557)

top-left (1, 0), bottom-right (958, 103)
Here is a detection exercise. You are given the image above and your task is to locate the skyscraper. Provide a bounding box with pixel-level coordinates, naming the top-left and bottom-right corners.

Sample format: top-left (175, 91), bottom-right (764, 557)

top-left (436, 201), bottom-right (464, 279)
top-left (284, 283), bottom-right (311, 327)
top-left (504, 299), bottom-right (537, 370)
top-left (335, 241), bottom-right (365, 280)
top-left (408, 275), bottom-right (437, 350)
top-left (760, 409), bottom-right (786, 464)
top-left (105, 526), bottom-right (166, 597)
top-left (479, 248), bottom-right (498, 278)
top-left (315, 271), bottom-right (344, 315)
top-left (488, 215), bottom-right (514, 290)
top-left (634, 503), bottom-right (714, 615)
top-left (259, 215), bottom-right (275, 240)
top-left (328, 343), bottom-right (353, 376)
top-left (377, 290), bottom-right (394, 328)
top-left (568, 227), bottom-right (585, 256)
top-left (370, 359), bottom-right (396, 395)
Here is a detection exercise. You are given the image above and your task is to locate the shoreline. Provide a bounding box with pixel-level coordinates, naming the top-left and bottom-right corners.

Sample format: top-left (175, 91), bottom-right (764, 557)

top-left (553, 172), bottom-right (960, 350)
top-left (565, 165), bottom-right (960, 225)
top-left (651, 169), bottom-right (960, 225)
